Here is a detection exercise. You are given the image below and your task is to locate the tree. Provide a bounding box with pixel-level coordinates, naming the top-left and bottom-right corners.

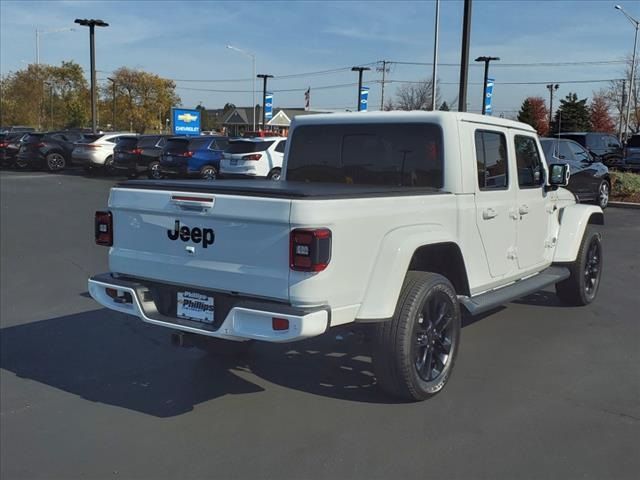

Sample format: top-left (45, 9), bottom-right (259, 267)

top-left (439, 101), bottom-right (450, 111)
top-left (517, 97), bottom-right (549, 136)
top-left (589, 93), bottom-right (615, 133)
top-left (553, 92), bottom-right (590, 133)
top-left (604, 55), bottom-right (639, 136)
top-left (393, 79), bottom-right (438, 111)
top-left (102, 67), bottom-right (180, 133)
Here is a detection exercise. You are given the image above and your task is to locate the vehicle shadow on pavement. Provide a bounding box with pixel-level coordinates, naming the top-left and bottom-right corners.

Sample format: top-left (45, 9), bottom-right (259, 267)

top-left (513, 290), bottom-right (570, 308)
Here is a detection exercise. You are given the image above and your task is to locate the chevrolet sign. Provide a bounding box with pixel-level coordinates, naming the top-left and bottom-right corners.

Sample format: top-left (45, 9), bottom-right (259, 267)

top-left (172, 108), bottom-right (201, 136)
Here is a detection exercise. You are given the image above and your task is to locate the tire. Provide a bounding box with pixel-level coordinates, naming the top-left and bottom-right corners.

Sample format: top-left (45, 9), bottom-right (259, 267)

top-left (555, 227), bottom-right (603, 306)
top-left (200, 165), bottom-right (217, 180)
top-left (267, 168), bottom-right (282, 181)
top-left (372, 271), bottom-right (461, 401)
top-left (103, 155), bottom-right (114, 175)
top-left (595, 180), bottom-right (609, 209)
top-left (148, 161), bottom-right (162, 179)
top-left (14, 158), bottom-right (29, 170)
top-left (45, 152), bottom-right (66, 172)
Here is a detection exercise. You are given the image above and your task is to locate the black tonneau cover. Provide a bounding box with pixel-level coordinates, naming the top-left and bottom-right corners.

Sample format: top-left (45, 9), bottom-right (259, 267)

top-left (117, 179), bottom-right (446, 199)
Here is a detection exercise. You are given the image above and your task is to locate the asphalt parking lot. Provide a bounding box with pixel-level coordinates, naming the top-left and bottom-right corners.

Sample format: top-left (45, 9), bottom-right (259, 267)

top-left (1, 168), bottom-right (639, 480)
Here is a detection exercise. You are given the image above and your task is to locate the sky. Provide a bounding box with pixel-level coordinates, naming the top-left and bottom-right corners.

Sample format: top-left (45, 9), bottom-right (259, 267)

top-left (0, 0), bottom-right (637, 117)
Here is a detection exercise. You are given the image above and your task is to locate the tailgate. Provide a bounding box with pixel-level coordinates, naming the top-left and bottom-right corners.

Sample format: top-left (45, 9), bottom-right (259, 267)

top-left (108, 186), bottom-right (292, 301)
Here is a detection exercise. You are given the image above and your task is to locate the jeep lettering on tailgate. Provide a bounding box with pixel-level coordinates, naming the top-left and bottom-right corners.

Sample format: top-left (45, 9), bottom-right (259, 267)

top-left (167, 220), bottom-right (214, 248)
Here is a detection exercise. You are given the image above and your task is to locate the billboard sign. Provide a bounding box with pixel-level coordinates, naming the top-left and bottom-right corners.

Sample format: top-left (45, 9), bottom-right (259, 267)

top-left (484, 78), bottom-right (495, 116)
top-left (360, 86), bottom-right (370, 112)
top-left (265, 93), bottom-right (273, 120)
top-left (172, 108), bottom-right (201, 136)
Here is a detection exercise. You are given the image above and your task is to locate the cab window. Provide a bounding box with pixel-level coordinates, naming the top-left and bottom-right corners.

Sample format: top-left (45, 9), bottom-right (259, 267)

top-left (514, 135), bottom-right (544, 188)
top-left (475, 130), bottom-right (508, 190)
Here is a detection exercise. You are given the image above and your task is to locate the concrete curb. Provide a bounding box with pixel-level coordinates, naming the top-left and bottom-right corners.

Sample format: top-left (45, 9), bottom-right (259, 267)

top-left (609, 201), bottom-right (640, 209)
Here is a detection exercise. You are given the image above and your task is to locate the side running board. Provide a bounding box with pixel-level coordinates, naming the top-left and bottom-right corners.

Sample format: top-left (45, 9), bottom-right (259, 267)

top-left (458, 266), bottom-right (570, 316)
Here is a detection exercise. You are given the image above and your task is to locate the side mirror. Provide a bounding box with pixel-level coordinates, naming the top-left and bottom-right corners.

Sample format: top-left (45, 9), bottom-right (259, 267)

top-left (548, 163), bottom-right (570, 189)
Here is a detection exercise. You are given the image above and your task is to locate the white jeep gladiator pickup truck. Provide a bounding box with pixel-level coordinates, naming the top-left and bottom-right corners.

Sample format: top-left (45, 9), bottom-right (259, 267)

top-left (89, 112), bottom-right (604, 401)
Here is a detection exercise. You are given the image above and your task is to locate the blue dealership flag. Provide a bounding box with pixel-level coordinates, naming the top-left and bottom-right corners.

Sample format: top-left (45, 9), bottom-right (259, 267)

top-left (360, 87), bottom-right (370, 112)
top-left (484, 78), bottom-right (495, 115)
top-left (265, 93), bottom-right (273, 120)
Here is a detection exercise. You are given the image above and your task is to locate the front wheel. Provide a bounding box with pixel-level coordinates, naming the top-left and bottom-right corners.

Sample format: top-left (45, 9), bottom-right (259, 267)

top-left (267, 167), bottom-right (282, 181)
top-left (372, 272), bottom-right (461, 401)
top-left (46, 152), bottom-right (66, 172)
top-left (103, 155), bottom-right (115, 175)
top-left (556, 227), bottom-right (603, 306)
top-left (595, 181), bottom-right (609, 209)
top-left (148, 161), bottom-right (162, 179)
top-left (200, 165), bottom-right (217, 180)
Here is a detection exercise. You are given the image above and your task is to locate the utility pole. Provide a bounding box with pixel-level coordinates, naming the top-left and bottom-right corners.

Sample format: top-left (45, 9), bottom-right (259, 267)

top-left (546, 84), bottom-right (559, 133)
top-left (352, 66), bottom-right (371, 111)
top-left (44, 81), bottom-right (53, 129)
top-left (475, 56), bottom-right (500, 115)
top-left (615, 4), bottom-right (639, 141)
top-left (257, 74), bottom-right (273, 130)
top-left (107, 77), bottom-right (116, 130)
top-left (377, 60), bottom-right (389, 110)
top-left (431, 0), bottom-right (440, 110)
top-left (458, 0), bottom-right (472, 112)
top-left (618, 79), bottom-right (626, 140)
top-left (75, 19), bottom-right (109, 134)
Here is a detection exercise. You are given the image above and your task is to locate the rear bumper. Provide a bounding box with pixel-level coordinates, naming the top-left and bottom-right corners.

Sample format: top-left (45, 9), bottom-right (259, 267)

top-left (88, 273), bottom-right (329, 342)
top-left (73, 150), bottom-right (106, 165)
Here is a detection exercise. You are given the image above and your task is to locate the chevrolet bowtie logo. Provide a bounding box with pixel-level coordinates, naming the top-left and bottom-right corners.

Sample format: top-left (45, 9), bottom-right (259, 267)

top-left (178, 113), bottom-right (198, 123)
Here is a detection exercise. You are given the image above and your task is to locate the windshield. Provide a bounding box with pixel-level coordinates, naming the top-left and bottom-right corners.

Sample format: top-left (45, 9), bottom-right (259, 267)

top-left (286, 123), bottom-right (444, 187)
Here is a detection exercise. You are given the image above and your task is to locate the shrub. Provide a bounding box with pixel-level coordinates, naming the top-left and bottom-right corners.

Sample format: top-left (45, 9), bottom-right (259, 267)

top-left (610, 171), bottom-right (640, 202)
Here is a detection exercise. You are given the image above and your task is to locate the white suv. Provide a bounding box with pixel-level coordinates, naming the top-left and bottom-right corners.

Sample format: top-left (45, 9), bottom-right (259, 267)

top-left (73, 132), bottom-right (133, 173)
top-left (220, 137), bottom-right (286, 180)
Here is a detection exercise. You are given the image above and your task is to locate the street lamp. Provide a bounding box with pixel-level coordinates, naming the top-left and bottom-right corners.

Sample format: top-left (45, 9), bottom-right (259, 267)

top-left (227, 44), bottom-right (256, 131)
top-left (546, 84), bottom-right (559, 132)
top-left (107, 77), bottom-right (116, 130)
top-left (257, 74), bottom-right (273, 130)
top-left (474, 56), bottom-right (500, 115)
top-left (351, 67), bottom-right (370, 111)
top-left (36, 27), bottom-right (75, 65)
top-left (74, 18), bottom-right (109, 134)
top-left (615, 4), bottom-right (639, 140)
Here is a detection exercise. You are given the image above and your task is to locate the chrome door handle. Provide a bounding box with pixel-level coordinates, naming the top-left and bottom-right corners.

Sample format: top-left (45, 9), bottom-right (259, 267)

top-left (482, 208), bottom-right (497, 219)
top-left (519, 204), bottom-right (529, 215)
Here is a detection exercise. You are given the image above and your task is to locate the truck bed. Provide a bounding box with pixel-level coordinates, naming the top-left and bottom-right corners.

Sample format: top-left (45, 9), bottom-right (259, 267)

top-left (118, 179), bottom-right (446, 199)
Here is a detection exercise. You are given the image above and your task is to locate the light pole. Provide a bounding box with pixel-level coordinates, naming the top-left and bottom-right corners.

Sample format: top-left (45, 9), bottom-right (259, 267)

top-left (475, 56), bottom-right (500, 115)
top-left (351, 66), bottom-right (370, 111)
top-left (431, 0), bottom-right (440, 110)
top-left (75, 18), bottom-right (109, 134)
top-left (257, 74), bottom-right (273, 130)
top-left (546, 83), bottom-right (559, 132)
top-left (36, 27), bottom-right (74, 65)
top-left (615, 4), bottom-right (639, 140)
top-left (458, 0), bottom-right (472, 112)
top-left (107, 77), bottom-right (116, 130)
top-left (227, 45), bottom-right (256, 131)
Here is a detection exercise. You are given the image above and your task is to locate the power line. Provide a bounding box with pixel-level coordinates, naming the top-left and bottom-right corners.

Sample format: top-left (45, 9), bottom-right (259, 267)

top-left (176, 81), bottom-right (381, 94)
top-left (388, 59), bottom-right (628, 68)
top-left (386, 78), bottom-right (624, 85)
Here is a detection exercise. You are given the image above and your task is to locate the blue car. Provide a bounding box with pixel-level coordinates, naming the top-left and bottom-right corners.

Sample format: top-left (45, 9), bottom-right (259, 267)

top-left (159, 136), bottom-right (229, 179)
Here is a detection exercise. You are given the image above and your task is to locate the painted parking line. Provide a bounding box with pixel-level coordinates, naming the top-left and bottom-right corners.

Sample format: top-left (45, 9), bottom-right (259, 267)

top-left (0, 174), bottom-right (55, 180)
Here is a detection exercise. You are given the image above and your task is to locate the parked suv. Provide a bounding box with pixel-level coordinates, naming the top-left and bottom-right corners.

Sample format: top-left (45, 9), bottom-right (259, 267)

top-left (555, 132), bottom-right (623, 168)
top-left (73, 132), bottom-right (132, 174)
top-left (15, 131), bottom-right (86, 171)
top-left (159, 136), bottom-right (228, 179)
top-left (220, 137), bottom-right (287, 180)
top-left (540, 138), bottom-right (610, 209)
top-left (113, 135), bottom-right (170, 178)
top-left (623, 134), bottom-right (640, 172)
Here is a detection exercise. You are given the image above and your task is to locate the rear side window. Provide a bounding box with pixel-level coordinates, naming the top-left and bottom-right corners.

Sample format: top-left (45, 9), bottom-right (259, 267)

top-left (607, 135), bottom-right (621, 149)
top-left (475, 130), bottom-right (508, 190)
top-left (226, 141), bottom-right (275, 154)
top-left (515, 135), bottom-right (544, 188)
top-left (211, 138), bottom-right (229, 150)
top-left (275, 140), bottom-right (286, 153)
top-left (117, 137), bottom-right (139, 148)
top-left (287, 123), bottom-right (443, 187)
top-left (25, 134), bottom-right (44, 143)
top-left (189, 138), bottom-right (212, 150)
top-left (138, 136), bottom-right (162, 148)
top-left (628, 135), bottom-right (640, 148)
top-left (165, 139), bottom-right (189, 152)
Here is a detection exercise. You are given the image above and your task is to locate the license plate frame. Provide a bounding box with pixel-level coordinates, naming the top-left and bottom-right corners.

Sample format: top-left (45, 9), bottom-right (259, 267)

top-left (230, 159), bottom-right (238, 166)
top-left (177, 291), bottom-right (214, 324)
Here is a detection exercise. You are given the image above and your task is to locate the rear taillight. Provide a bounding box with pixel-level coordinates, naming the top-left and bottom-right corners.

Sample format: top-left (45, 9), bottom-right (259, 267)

top-left (242, 154), bottom-right (262, 161)
top-left (183, 151), bottom-right (194, 157)
top-left (132, 148), bottom-right (143, 155)
top-left (86, 144), bottom-right (101, 149)
top-left (290, 228), bottom-right (332, 272)
top-left (0, 142), bottom-right (8, 148)
top-left (35, 142), bottom-right (45, 148)
top-left (95, 211), bottom-right (113, 246)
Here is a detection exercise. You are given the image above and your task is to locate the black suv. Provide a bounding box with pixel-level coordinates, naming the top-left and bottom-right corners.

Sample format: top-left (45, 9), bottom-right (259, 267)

top-left (0, 132), bottom-right (29, 167)
top-left (113, 134), bottom-right (170, 178)
top-left (16, 131), bottom-right (86, 172)
top-left (555, 132), bottom-right (624, 168)
top-left (623, 134), bottom-right (640, 172)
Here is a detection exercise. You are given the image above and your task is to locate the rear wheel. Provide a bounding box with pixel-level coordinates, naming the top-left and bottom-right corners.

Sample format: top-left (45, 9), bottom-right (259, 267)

top-left (148, 161), bottom-right (162, 179)
top-left (556, 227), bottom-right (603, 306)
top-left (372, 272), bottom-right (461, 401)
top-left (267, 167), bottom-right (282, 181)
top-left (200, 165), bottom-right (217, 180)
top-left (103, 155), bottom-right (115, 175)
top-left (595, 180), bottom-right (609, 209)
top-left (46, 152), bottom-right (66, 172)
